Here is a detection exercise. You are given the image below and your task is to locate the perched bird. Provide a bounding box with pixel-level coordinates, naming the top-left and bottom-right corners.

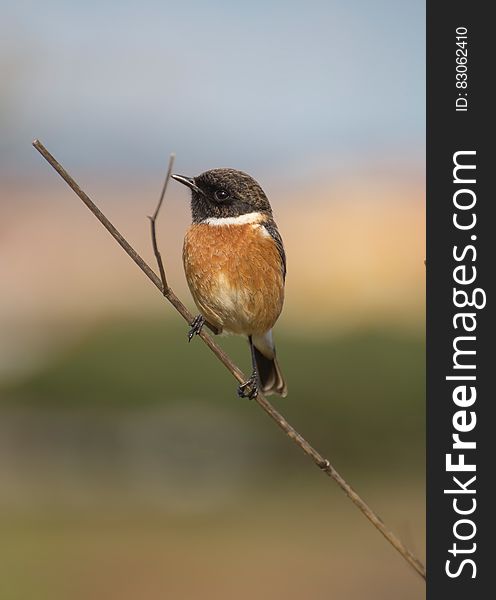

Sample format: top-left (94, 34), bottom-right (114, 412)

top-left (172, 168), bottom-right (287, 399)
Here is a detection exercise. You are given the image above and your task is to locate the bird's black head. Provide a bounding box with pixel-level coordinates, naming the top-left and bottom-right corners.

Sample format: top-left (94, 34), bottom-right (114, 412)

top-left (171, 168), bottom-right (272, 223)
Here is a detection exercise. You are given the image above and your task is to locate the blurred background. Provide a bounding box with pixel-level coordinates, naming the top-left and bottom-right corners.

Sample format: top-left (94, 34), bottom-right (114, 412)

top-left (1, 1), bottom-right (425, 598)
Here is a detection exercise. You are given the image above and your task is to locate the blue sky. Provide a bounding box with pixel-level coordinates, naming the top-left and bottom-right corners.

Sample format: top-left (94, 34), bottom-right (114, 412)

top-left (2, 0), bottom-right (424, 179)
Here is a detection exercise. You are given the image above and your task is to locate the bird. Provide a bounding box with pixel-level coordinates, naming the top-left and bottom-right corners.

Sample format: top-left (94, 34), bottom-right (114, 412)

top-left (171, 168), bottom-right (287, 399)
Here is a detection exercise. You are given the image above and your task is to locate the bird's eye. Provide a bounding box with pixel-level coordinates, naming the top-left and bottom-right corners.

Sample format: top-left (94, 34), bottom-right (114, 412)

top-left (214, 189), bottom-right (230, 201)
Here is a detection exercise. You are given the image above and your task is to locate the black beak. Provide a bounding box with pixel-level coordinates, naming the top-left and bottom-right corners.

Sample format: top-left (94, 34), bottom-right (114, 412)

top-left (171, 174), bottom-right (203, 194)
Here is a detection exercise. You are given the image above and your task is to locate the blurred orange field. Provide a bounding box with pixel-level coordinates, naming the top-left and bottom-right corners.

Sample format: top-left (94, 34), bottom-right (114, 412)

top-left (1, 168), bottom-right (424, 370)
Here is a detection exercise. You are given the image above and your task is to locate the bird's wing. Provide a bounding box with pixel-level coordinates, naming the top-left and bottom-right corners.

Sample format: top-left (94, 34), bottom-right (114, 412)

top-left (262, 220), bottom-right (286, 281)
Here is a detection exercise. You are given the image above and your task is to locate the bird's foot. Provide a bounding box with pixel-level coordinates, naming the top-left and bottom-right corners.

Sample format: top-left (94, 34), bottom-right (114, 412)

top-left (237, 370), bottom-right (259, 400)
top-left (188, 315), bottom-right (205, 342)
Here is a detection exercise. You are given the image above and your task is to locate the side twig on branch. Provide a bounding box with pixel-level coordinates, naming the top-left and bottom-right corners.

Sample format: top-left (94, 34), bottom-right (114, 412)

top-left (148, 151), bottom-right (175, 295)
top-left (32, 139), bottom-right (426, 581)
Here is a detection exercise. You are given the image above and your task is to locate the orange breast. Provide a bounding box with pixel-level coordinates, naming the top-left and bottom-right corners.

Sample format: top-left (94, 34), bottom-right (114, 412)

top-left (183, 223), bottom-right (284, 335)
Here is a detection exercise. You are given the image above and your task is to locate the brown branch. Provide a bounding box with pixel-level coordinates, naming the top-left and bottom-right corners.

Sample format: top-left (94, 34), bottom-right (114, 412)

top-left (148, 152), bottom-right (175, 294)
top-left (32, 138), bottom-right (426, 581)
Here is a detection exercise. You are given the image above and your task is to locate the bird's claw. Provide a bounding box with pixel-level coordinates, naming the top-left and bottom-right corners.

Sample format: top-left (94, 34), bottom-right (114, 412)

top-left (188, 315), bottom-right (205, 342)
top-left (237, 371), bottom-right (259, 400)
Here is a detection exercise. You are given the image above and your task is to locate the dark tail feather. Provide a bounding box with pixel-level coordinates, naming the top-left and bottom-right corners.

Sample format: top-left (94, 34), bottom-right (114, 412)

top-left (252, 344), bottom-right (288, 398)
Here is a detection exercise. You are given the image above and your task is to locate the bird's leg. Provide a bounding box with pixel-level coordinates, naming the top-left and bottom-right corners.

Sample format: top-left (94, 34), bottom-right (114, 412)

top-left (188, 316), bottom-right (220, 342)
top-left (237, 371), bottom-right (258, 399)
top-left (188, 314), bottom-right (205, 342)
top-left (237, 336), bottom-right (259, 399)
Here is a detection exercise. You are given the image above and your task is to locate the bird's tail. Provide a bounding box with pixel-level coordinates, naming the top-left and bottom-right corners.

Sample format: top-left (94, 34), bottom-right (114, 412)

top-left (251, 331), bottom-right (287, 397)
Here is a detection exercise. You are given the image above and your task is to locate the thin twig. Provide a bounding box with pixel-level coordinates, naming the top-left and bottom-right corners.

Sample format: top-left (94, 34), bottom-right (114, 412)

top-left (32, 139), bottom-right (426, 581)
top-left (148, 153), bottom-right (175, 294)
